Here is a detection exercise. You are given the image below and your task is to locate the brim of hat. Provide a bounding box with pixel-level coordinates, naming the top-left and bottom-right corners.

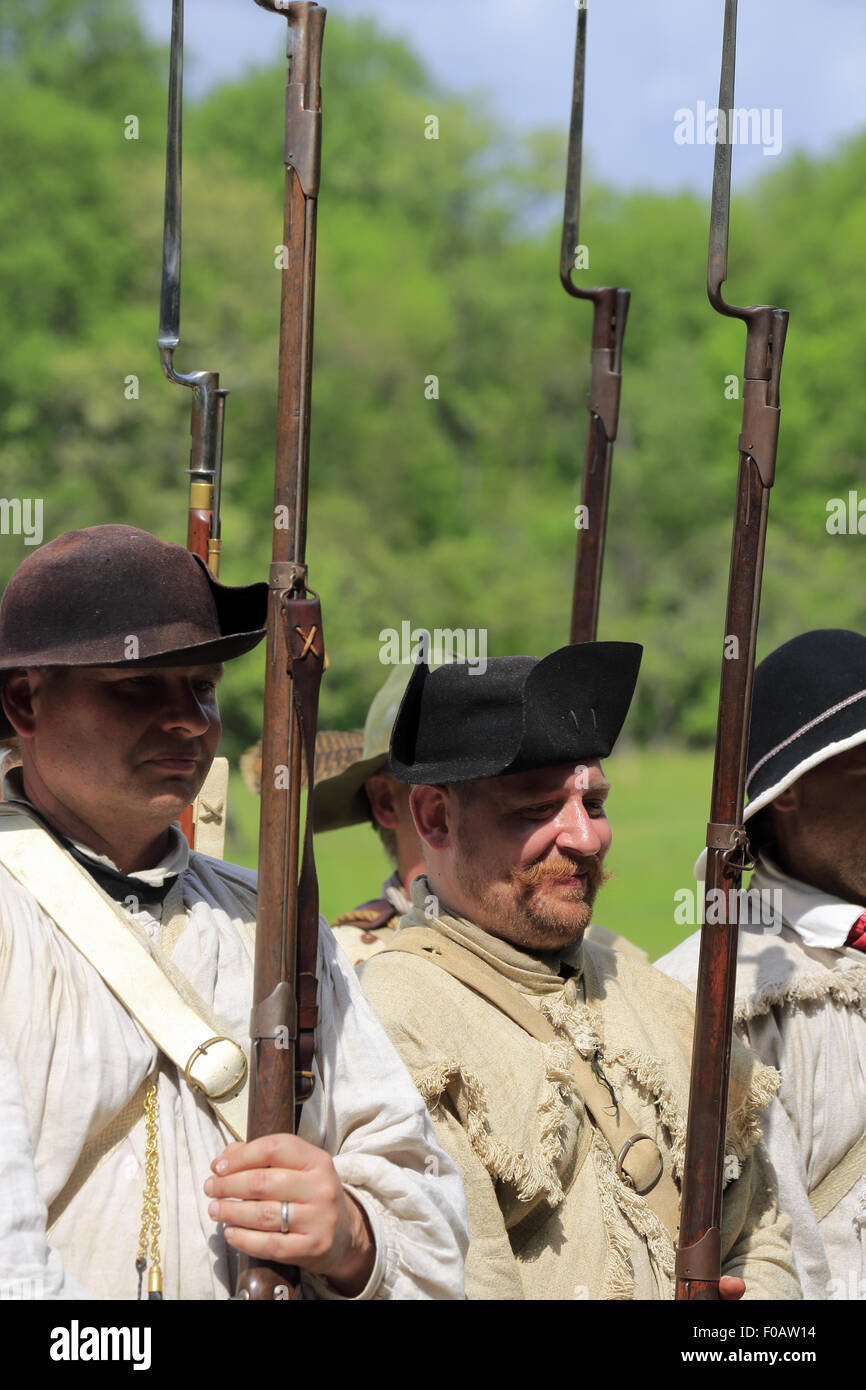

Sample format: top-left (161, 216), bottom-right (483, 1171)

top-left (312, 752), bottom-right (389, 832)
top-left (744, 724), bottom-right (866, 823)
top-left (239, 730), bottom-right (366, 798)
top-left (0, 628), bottom-right (266, 739)
top-left (692, 723), bottom-right (866, 880)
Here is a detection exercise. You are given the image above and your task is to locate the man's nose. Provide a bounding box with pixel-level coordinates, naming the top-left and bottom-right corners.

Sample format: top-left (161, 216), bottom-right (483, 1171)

top-left (158, 681), bottom-right (214, 735)
top-left (553, 796), bottom-right (606, 857)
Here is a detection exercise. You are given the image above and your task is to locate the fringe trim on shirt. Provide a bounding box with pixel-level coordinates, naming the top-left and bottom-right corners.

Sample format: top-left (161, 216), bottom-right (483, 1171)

top-left (413, 1046), bottom-right (576, 1207)
top-left (538, 979), bottom-right (780, 1188)
top-left (589, 1128), bottom-right (676, 1299)
top-left (733, 964), bottom-right (866, 1026)
top-left (588, 1130), bottom-right (638, 1299)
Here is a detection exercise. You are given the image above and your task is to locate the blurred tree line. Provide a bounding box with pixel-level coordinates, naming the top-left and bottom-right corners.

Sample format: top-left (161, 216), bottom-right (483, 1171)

top-left (1, 0), bottom-right (865, 763)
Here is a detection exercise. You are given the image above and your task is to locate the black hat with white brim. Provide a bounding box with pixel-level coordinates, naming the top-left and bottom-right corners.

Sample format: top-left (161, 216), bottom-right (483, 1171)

top-left (744, 629), bottom-right (866, 821)
top-left (693, 629), bottom-right (866, 877)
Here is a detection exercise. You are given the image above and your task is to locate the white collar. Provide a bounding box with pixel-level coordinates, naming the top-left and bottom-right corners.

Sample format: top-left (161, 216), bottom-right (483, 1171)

top-left (751, 854), bottom-right (866, 950)
top-left (1, 767), bottom-right (189, 887)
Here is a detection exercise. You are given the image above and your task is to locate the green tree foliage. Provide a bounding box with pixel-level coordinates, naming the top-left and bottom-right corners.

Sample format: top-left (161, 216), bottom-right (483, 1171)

top-left (1, 0), bottom-right (865, 763)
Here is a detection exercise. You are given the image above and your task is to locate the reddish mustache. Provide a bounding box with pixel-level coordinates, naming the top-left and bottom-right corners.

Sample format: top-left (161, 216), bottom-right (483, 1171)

top-left (515, 856), bottom-right (602, 888)
top-left (145, 749), bottom-right (200, 761)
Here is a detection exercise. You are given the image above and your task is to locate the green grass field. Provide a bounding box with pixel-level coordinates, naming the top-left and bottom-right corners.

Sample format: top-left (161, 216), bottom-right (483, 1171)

top-left (225, 745), bottom-right (715, 962)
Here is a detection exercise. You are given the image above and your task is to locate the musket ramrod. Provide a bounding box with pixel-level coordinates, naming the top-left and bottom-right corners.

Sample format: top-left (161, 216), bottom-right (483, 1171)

top-left (675, 0), bottom-right (789, 1300)
top-left (235, 0), bottom-right (327, 1302)
top-left (560, 1), bottom-right (629, 643)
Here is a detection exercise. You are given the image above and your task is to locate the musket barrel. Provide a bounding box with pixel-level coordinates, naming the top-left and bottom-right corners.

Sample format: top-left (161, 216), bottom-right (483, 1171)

top-left (238, 0), bottom-right (327, 1303)
top-left (676, 0), bottom-right (789, 1301)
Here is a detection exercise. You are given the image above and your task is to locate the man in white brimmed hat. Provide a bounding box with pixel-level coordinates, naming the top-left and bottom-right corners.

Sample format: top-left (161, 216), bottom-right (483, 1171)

top-left (657, 629), bottom-right (866, 1299)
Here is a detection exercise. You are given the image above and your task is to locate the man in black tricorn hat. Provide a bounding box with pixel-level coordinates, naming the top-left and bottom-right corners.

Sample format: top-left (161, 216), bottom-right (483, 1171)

top-left (0, 526), bottom-right (466, 1300)
top-left (360, 643), bottom-right (800, 1299)
top-left (658, 629), bottom-right (866, 1300)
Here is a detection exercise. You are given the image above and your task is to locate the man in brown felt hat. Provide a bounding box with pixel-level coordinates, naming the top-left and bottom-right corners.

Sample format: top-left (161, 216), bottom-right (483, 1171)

top-left (359, 646), bottom-right (800, 1300)
top-left (302, 659), bottom-right (649, 969)
top-left (0, 526), bottom-right (467, 1301)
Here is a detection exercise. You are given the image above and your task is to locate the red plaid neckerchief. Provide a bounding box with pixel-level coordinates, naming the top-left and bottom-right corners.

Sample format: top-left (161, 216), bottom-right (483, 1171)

top-left (845, 913), bottom-right (866, 952)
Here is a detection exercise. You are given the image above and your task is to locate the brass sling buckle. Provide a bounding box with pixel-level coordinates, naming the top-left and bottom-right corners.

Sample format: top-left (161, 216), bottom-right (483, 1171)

top-left (185, 1036), bottom-right (248, 1100)
top-left (616, 1132), bottom-right (664, 1195)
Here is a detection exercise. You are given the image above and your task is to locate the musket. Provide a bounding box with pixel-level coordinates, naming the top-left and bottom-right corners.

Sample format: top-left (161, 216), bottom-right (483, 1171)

top-left (676, 0), bottom-right (789, 1300)
top-left (235, 0), bottom-right (327, 1302)
top-left (159, 0), bottom-right (228, 848)
top-left (559, 2), bottom-right (629, 644)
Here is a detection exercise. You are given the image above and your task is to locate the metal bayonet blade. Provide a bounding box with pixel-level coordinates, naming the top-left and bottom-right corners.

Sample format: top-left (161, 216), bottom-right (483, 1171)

top-left (708, 0), bottom-right (737, 307)
top-left (159, 0), bottom-right (184, 353)
top-left (560, 2), bottom-right (587, 291)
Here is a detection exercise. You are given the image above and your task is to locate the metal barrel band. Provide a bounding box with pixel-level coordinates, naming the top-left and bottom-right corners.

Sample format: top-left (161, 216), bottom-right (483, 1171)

top-left (616, 1132), bottom-right (664, 1195)
top-left (185, 1035), bottom-right (248, 1099)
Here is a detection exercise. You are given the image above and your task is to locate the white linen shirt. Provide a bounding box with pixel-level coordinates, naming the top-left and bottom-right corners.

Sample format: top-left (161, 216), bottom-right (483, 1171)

top-left (656, 856), bottom-right (866, 1300)
top-left (0, 780), bottom-right (468, 1301)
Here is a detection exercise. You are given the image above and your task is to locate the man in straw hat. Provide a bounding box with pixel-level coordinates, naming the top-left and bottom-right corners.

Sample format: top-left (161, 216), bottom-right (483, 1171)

top-left (658, 629), bottom-right (866, 1299)
top-left (0, 526), bottom-right (467, 1300)
top-left (310, 660), bottom-right (648, 968)
top-left (315, 663), bottom-right (435, 965)
top-left (359, 644), bottom-right (799, 1299)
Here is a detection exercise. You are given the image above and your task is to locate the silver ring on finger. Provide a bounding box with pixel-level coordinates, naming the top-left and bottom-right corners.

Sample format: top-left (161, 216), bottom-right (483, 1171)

top-left (280, 1201), bottom-right (292, 1235)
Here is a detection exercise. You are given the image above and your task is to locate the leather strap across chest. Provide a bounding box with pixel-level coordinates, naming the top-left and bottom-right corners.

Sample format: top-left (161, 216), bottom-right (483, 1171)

top-left (0, 807), bottom-right (249, 1141)
top-left (387, 925), bottom-right (681, 1241)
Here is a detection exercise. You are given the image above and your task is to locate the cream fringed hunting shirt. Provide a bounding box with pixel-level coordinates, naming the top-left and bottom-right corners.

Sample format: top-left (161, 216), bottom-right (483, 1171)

top-left (0, 773), bottom-right (468, 1300)
top-left (360, 876), bottom-right (801, 1301)
top-left (657, 855), bottom-right (866, 1300)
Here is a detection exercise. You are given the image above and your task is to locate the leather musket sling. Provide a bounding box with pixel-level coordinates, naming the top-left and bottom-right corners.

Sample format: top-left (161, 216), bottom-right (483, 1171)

top-left (387, 925), bottom-right (681, 1241)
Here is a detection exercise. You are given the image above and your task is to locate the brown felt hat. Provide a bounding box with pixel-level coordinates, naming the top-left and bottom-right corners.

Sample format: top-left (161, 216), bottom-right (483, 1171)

top-left (0, 525), bottom-right (267, 737)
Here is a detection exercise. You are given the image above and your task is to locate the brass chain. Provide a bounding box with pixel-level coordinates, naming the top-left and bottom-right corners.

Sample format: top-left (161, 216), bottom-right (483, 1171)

top-left (136, 1075), bottom-right (163, 1297)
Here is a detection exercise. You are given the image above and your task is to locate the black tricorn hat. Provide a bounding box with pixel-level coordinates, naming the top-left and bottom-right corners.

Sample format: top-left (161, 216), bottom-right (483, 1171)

top-left (744, 628), bottom-right (866, 820)
top-left (389, 642), bottom-right (642, 784)
top-left (0, 525), bottom-right (267, 737)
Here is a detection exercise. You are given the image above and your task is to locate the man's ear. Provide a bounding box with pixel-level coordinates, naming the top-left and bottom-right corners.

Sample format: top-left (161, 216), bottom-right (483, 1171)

top-left (409, 784), bottom-right (451, 850)
top-left (365, 772), bottom-right (399, 831)
top-left (1, 670), bottom-right (38, 738)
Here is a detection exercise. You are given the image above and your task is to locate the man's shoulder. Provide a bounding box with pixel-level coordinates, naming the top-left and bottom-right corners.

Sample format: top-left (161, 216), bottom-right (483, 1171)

top-left (331, 897), bottom-right (398, 932)
top-left (359, 931), bottom-right (492, 1035)
top-left (186, 851), bottom-right (257, 897)
top-left (655, 920), bottom-right (866, 1022)
top-left (584, 936), bottom-right (700, 1027)
top-left (585, 923), bottom-right (649, 963)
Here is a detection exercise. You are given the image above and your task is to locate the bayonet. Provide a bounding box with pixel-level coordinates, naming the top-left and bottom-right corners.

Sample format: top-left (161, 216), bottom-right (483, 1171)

top-left (560, 1), bottom-right (630, 643)
top-left (159, 0), bottom-right (227, 581)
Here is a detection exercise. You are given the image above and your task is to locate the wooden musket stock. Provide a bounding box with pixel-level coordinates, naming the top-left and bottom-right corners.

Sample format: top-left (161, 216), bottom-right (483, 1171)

top-left (235, 0), bottom-right (327, 1302)
top-left (675, 0), bottom-right (789, 1300)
